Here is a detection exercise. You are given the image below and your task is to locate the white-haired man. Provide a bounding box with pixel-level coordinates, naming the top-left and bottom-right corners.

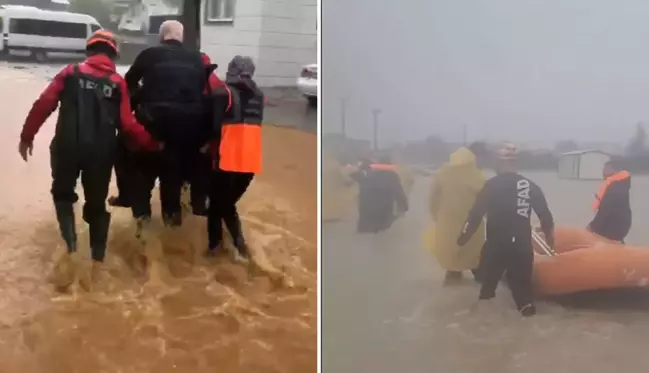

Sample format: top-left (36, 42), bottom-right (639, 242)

top-left (456, 142), bottom-right (555, 317)
top-left (123, 20), bottom-right (211, 231)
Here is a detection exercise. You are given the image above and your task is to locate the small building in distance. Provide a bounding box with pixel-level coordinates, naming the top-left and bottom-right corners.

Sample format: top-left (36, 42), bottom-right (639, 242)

top-left (558, 150), bottom-right (611, 180)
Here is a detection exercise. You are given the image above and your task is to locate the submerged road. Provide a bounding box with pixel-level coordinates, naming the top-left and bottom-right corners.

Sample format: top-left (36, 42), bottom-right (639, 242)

top-left (323, 173), bottom-right (649, 373)
top-left (0, 65), bottom-right (317, 372)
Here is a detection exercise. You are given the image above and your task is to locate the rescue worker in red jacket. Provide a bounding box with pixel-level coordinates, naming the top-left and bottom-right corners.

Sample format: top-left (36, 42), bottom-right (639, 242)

top-left (18, 30), bottom-right (159, 274)
top-left (187, 52), bottom-right (224, 216)
top-left (205, 55), bottom-right (264, 258)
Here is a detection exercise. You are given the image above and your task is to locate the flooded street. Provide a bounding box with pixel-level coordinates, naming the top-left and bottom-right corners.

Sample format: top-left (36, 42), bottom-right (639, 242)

top-left (323, 171), bottom-right (649, 373)
top-left (0, 66), bottom-right (316, 372)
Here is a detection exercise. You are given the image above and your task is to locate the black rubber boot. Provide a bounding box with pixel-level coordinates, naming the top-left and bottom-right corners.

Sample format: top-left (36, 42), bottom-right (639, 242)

top-left (89, 212), bottom-right (111, 262)
top-left (520, 303), bottom-right (537, 317)
top-left (135, 215), bottom-right (152, 240)
top-left (224, 212), bottom-right (250, 259)
top-left (163, 211), bottom-right (182, 228)
top-left (54, 202), bottom-right (77, 254)
top-left (206, 218), bottom-right (223, 257)
top-left (192, 201), bottom-right (208, 217)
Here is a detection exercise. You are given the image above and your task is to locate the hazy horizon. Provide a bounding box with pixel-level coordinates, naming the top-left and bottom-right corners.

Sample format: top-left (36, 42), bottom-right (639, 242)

top-left (323, 0), bottom-right (649, 148)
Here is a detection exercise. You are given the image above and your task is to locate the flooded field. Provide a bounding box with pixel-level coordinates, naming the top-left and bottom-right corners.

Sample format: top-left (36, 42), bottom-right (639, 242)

top-left (323, 170), bottom-right (649, 373)
top-left (0, 67), bottom-right (316, 371)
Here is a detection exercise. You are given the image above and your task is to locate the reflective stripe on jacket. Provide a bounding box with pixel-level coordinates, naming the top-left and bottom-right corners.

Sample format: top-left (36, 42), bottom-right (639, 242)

top-left (218, 84), bottom-right (263, 173)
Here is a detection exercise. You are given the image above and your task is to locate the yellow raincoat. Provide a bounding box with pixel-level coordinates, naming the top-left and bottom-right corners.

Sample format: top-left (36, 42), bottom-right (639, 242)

top-left (425, 147), bottom-right (486, 271)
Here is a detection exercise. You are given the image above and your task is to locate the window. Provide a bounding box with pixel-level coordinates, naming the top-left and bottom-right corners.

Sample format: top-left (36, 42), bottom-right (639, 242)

top-left (206, 0), bottom-right (235, 23)
top-left (90, 24), bottom-right (101, 33)
top-left (9, 18), bottom-right (88, 38)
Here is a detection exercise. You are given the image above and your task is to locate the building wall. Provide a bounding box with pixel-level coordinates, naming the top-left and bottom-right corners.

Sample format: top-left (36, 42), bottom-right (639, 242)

top-left (199, 0), bottom-right (263, 81)
top-left (200, 0), bottom-right (316, 87)
top-left (558, 155), bottom-right (578, 179)
top-left (257, 0), bottom-right (317, 86)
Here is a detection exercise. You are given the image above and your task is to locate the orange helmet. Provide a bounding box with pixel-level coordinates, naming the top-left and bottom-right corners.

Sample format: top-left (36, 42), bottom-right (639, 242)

top-left (86, 30), bottom-right (118, 54)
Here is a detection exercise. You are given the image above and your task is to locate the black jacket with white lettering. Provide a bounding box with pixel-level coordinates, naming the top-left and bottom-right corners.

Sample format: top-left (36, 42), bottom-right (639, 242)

top-left (457, 172), bottom-right (554, 247)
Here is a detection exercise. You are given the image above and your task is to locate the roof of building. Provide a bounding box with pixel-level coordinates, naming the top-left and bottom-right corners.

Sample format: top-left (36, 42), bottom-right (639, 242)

top-left (561, 149), bottom-right (611, 156)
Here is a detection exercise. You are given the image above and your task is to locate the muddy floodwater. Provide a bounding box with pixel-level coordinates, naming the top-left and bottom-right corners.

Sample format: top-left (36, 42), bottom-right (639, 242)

top-left (323, 171), bottom-right (649, 373)
top-left (0, 67), bottom-right (316, 372)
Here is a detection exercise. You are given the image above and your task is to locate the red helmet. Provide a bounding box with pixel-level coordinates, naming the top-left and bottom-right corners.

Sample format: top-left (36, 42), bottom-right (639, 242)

top-left (86, 30), bottom-right (118, 54)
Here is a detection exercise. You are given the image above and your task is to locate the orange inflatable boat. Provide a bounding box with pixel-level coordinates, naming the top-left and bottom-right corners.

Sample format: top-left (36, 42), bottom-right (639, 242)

top-left (533, 227), bottom-right (649, 296)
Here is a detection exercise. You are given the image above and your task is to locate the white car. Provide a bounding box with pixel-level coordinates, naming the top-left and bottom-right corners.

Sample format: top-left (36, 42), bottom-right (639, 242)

top-left (297, 63), bottom-right (318, 106)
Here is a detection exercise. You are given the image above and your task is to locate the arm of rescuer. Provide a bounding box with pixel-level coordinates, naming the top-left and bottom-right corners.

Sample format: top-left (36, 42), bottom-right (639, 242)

top-left (587, 181), bottom-right (624, 237)
top-left (457, 180), bottom-right (491, 246)
top-left (124, 47), bottom-right (152, 94)
top-left (115, 78), bottom-right (160, 151)
top-left (19, 64), bottom-right (73, 161)
top-left (531, 181), bottom-right (555, 251)
top-left (204, 85), bottom-right (232, 154)
top-left (18, 65), bottom-right (158, 162)
top-left (198, 64), bottom-right (226, 154)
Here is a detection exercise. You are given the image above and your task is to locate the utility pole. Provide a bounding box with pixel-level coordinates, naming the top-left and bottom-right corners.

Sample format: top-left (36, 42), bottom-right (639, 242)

top-left (341, 98), bottom-right (347, 138)
top-left (372, 109), bottom-right (381, 151)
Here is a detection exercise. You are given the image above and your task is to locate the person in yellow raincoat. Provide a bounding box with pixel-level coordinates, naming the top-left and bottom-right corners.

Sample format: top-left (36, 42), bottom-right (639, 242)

top-left (428, 142), bottom-right (487, 285)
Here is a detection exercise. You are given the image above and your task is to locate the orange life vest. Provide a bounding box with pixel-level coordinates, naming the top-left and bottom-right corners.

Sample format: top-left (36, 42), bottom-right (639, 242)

top-left (218, 84), bottom-right (264, 173)
top-left (593, 170), bottom-right (630, 211)
top-left (370, 163), bottom-right (397, 171)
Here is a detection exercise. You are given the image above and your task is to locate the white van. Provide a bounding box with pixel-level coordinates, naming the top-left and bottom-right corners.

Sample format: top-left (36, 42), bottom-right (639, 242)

top-left (0, 5), bottom-right (102, 62)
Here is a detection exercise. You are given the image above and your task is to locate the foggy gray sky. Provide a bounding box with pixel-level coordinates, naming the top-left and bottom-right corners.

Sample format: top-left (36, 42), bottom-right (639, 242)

top-left (323, 0), bottom-right (649, 147)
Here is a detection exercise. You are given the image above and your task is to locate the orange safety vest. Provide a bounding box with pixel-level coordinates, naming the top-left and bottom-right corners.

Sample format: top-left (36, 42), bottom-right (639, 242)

top-left (218, 84), bottom-right (264, 174)
top-left (593, 170), bottom-right (630, 211)
top-left (369, 163), bottom-right (397, 171)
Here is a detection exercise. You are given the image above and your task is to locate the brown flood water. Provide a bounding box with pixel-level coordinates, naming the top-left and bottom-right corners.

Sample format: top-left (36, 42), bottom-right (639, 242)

top-left (0, 68), bottom-right (317, 372)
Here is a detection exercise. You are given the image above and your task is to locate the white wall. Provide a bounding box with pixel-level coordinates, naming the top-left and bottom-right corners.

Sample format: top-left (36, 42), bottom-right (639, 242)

top-left (200, 0), bottom-right (317, 87)
top-left (558, 155), bottom-right (578, 179)
top-left (579, 152), bottom-right (610, 180)
top-left (200, 0), bottom-right (263, 81)
top-left (257, 0), bottom-right (317, 86)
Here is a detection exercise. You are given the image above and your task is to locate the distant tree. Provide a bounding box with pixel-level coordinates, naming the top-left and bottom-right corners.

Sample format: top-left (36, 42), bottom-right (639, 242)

top-left (553, 140), bottom-right (579, 154)
top-left (626, 123), bottom-right (647, 157)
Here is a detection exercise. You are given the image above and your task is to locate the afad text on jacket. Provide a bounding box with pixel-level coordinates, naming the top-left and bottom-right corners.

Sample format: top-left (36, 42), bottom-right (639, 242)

top-left (21, 54), bottom-right (157, 155)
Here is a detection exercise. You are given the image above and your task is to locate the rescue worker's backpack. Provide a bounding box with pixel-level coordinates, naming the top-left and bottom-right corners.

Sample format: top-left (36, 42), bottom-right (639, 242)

top-left (52, 64), bottom-right (121, 162)
top-left (140, 47), bottom-right (206, 116)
